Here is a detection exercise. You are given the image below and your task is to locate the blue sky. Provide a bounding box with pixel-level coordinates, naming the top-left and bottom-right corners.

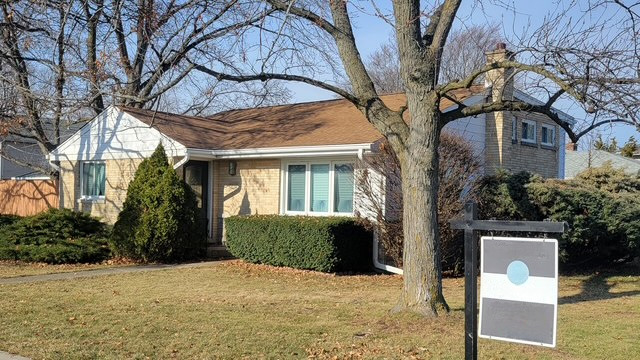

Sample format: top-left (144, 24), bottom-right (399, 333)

top-left (285, 1), bottom-right (638, 146)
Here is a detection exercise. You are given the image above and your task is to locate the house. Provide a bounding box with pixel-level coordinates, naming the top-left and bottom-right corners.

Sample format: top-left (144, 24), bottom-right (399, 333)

top-left (565, 149), bottom-right (640, 178)
top-left (0, 138), bottom-right (51, 180)
top-left (48, 44), bottom-right (575, 258)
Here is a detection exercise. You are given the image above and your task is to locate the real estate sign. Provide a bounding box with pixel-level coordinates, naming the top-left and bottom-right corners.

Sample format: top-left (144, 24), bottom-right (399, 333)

top-left (479, 236), bottom-right (558, 348)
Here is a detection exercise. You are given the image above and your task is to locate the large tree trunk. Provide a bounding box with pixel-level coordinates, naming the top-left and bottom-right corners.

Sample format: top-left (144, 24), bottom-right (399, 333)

top-left (393, 93), bottom-right (449, 316)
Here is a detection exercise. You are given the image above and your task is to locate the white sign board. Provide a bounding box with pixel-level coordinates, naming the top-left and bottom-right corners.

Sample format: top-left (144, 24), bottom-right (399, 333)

top-left (479, 236), bottom-right (558, 348)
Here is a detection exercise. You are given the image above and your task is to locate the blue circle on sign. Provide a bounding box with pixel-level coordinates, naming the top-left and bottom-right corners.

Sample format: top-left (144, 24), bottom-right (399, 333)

top-left (507, 260), bottom-right (529, 285)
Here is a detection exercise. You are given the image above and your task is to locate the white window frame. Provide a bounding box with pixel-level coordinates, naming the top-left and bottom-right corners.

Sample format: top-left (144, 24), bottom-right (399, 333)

top-left (541, 124), bottom-right (556, 147)
top-left (79, 161), bottom-right (106, 201)
top-left (521, 119), bottom-right (537, 144)
top-left (282, 160), bottom-right (355, 216)
top-left (512, 118), bottom-right (518, 142)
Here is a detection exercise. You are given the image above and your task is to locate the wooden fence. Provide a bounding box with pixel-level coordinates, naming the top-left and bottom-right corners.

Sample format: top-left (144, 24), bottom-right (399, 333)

top-left (0, 179), bottom-right (59, 216)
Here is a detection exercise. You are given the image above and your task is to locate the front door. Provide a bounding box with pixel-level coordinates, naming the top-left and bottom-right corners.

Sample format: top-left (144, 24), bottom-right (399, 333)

top-left (183, 160), bottom-right (209, 236)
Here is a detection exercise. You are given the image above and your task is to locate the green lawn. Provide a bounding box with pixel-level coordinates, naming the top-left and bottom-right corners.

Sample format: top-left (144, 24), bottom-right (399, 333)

top-left (0, 260), bottom-right (638, 359)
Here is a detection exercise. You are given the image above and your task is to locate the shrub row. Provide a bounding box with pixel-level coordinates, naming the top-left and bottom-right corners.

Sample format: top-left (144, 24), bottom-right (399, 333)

top-left (477, 165), bottom-right (640, 268)
top-left (0, 208), bottom-right (110, 264)
top-left (225, 215), bottom-right (372, 272)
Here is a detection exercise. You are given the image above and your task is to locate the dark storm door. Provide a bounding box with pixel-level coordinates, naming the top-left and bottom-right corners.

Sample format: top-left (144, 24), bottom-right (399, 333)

top-left (183, 160), bottom-right (209, 235)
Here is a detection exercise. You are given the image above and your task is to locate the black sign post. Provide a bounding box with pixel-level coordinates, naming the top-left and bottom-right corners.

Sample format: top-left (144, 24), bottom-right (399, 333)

top-left (450, 202), bottom-right (568, 360)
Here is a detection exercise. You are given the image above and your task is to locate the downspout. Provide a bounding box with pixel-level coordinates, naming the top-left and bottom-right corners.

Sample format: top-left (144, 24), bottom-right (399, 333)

top-left (47, 154), bottom-right (62, 209)
top-left (372, 231), bottom-right (404, 275)
top-left (173, 152), bottom-right (190, 170)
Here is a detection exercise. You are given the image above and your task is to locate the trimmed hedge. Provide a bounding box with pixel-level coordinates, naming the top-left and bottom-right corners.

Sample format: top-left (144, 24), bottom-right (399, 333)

top-left (225, 215), bottom-right (373, 272)
top-left (0, 208), bottom-right (110, 264)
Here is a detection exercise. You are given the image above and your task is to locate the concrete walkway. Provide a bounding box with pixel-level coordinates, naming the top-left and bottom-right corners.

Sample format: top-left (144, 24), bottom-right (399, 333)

top-left (0, 351), bottom-right (30, 360)
top-left (0, 260), bottom-right (224, 285)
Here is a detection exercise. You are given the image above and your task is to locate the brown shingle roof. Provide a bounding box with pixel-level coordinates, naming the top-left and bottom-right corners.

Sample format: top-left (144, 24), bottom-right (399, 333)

top-left (119, 86), bottom-right (484, 150)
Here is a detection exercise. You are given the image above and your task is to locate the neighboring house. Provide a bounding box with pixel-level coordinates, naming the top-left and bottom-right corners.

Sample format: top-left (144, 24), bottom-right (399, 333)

top-left (0, 139), bottom-right (51, 180)
top-left (48, 45), bottom-right (576, 257)
top-left (565, 150), bottom-right (640, 178)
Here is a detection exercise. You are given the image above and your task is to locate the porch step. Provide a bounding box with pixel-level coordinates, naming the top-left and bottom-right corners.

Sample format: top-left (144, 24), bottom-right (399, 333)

top-left (206, 245), bottom-right (232, 259)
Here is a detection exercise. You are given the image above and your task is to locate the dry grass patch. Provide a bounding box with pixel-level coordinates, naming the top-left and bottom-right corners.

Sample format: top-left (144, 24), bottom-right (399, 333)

top-left (0, 260), bottom-right (638, 359)
top-left (0, 259), bottom-right (135, 279)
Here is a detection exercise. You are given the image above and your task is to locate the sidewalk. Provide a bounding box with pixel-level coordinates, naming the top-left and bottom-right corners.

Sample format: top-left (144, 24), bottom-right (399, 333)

top-left (0, 260), bottom-right (225, 285)
top-left (0, 351), bottom-right (29, 360)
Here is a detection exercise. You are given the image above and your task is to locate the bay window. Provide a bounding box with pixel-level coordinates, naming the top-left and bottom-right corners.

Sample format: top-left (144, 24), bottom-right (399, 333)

top-left (521, 119), bottom-right (537, 144)
top-left (285, 161), bottom-right (355, 215)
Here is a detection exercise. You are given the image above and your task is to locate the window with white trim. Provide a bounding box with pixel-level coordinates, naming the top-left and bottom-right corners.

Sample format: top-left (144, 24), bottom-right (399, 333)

top-left (81, 162), bottom-right (106, 199)
top-left (512, 118), bottom-right (518, 141)
top-left (541, 124), bottom-right (556, 146)
top-left (284, 161), bottom-right (355, 215)
top-left (521, 120), bottom-right (537, 143)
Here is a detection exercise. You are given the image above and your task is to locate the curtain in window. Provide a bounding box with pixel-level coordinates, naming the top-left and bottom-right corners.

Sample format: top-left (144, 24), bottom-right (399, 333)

top-left (83, 163), bottom-right (106, 197)
top-left (334, 164), bottom-right (354, 213)
top-left (310, 164), bottom-right (329, 212)
top-left (96, 163), bottom-right (106, 196)
top-left (287, 165), bottom-right (306, 211)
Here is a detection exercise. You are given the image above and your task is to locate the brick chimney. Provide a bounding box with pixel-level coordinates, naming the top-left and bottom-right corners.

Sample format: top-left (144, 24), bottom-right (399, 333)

top-left (484, 42), bottom-right (515, 101)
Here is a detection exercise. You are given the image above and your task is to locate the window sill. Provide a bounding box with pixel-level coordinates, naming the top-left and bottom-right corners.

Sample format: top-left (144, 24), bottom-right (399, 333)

top-left (78, 197), bottom-right (106, 204)
top-left (540, 144), bottom-right (556, 151)
top-left (520, 141), bottom-right (538, 148)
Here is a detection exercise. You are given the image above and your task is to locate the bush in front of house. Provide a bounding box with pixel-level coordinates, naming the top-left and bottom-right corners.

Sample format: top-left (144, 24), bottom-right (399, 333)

top-left (110, 144), bottom-right (206, 262)
top-left (225, 215), bottom-right (373, 272)
top-left (477, 165), bottom-right (640, 269)
top-left (0, 208), bottom-right (110, 264)
top-left (0, 214), bottom-right (21, 228)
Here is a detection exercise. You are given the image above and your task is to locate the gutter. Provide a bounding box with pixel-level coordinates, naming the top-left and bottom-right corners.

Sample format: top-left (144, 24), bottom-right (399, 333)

top-left (173, 152), bottom-right (190, 169)
top-left (185, 143), bottom-right (373, 160)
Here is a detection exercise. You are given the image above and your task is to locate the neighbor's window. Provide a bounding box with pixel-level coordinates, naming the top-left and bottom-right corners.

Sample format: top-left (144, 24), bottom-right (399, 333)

top-left (541, 124), bottom-right (556, 146)
top-left (287, 164), bottom-right (306, 212)
top-left (81, 162), bottom-right (106, 198)
top-left (521, 120), bottom-right (537, 143)
top-left (512, 118), bottom-right (518, 141)
top-left (285, 161), bottom-right (355, 215)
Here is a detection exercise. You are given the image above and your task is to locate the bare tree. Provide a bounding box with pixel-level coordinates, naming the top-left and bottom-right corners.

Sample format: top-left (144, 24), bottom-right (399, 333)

top-left (192, 0), bottom-right (640, 316)
top-left (356, 132), bottom-right (480, 273)
top-left (0, 0), bottom-right (287, 174)
top-left (359, 24), bottom-right (502, 94)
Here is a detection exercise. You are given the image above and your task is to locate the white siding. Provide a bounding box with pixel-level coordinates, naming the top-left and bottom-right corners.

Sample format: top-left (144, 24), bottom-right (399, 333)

top-left (558, 130), bottom-right (566, 179)
top-left (50, 106), bottom-right (186, 161)
top-left (443, 113), bottom-right (486, 156)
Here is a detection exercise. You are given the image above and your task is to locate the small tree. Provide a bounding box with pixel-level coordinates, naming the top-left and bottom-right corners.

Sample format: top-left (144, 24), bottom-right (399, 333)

top-left (621, 137), bottom-right (639, 158)
top-left (356, 132), bottom-right (480, 273)
top-left (110, 144), bottom-right (205, 262)
top-left (594, 135), bottom-right (620, 153)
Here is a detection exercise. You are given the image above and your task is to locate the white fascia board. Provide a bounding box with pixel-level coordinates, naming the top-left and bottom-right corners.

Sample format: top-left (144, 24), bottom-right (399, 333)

top-left (514, 90), bottom-right (577, 125)
top-left (186, 143), bottom-right (373, 160)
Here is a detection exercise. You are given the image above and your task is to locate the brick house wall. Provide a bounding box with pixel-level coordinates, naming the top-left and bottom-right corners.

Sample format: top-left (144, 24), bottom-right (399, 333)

top-left (212, 159), bottom-right (281, 242)
top-left (59, 158), bottom-right (142, 224)
top-left (484, 111), bottom-right (560, 178)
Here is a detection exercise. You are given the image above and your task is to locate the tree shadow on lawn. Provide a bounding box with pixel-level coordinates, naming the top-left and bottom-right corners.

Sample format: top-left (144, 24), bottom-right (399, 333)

top-left (559, 263), bottom-right (640, 305)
